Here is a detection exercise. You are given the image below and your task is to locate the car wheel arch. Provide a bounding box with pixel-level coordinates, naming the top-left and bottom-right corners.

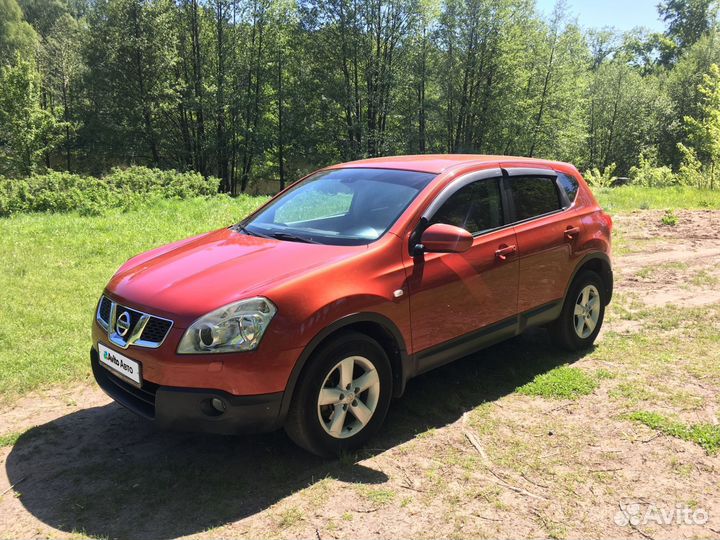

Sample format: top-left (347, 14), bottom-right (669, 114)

top-left (277, 312), bottom-right (410, 422)
top-left (567, 252), bottom-right (613, 305)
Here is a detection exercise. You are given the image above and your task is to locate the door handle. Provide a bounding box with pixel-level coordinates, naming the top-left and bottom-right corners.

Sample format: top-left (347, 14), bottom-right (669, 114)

top-left (565, 226), bottom-right (580, 240)
top-left (495, 244), bottom-right (517, 261)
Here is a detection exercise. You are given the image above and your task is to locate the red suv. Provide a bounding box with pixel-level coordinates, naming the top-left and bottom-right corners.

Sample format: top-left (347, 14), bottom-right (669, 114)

top-left (92, 155), bottom-right (613, 456)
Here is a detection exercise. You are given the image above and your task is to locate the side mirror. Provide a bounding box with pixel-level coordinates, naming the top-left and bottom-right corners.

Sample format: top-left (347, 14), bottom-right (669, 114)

top-left (418, 223), bottom-right (473, 254)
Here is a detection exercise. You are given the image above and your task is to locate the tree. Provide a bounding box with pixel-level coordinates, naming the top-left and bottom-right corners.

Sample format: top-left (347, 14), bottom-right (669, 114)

top-left (521, 2), bottom-right (588, 162)
top-left (586, 52), bottom-right (672, 174)
top-left (587, 28), bottom-right (618, 70)
top-left (682, 62), bottom-right (720, 188)
top-left (0, 57), bottom-right (64, 176)
top-left (175, 0), bottom-right (208, 176)
top-left (0, 0), bottom-right (37, 66)
top-left (42, 13), bottom-right (84, 170)
top-left (83, 0), bottom-right (177, 167)
top-left (660, 0), bottom-right (718, 49)
top-left (18, 0), bottom-right (70, 37)
top-left (234, 0), bottom-right (270, 193)
top-left (269, 0), bottom-right (297, 190)
top-left (663, 32), bottom-right (720, 166)
top-left (210, 0), bottom-right (231, 191)
top-left (658, 0), bottom-right (718, 64)
top-left (1, 0), bottom-right (718, 191)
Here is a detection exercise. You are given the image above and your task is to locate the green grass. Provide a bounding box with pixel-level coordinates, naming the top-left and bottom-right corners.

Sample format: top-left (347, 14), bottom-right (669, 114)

top-left (516, 365), bottom-right (598, 399)
top-left (661, 209), bottom-right (679, 226)
top-left (275, 507), bottom-right (304, 529)
top-left (0, 195), bottom-right (267, 401)
top-left (357, 487), bottom-right (396, 505)
top-left (636, 261), bottom-right (688, 279)
top-left (628, 411), bottom-right (720, 454)
top-left (690, 270), bottom-right (719, 287)
top-left (0, 430), bottom-right (23, 447)
top-left (609, 382), bottom-right (654, 403)
top-left (595, 185), bottom-right (720, 211)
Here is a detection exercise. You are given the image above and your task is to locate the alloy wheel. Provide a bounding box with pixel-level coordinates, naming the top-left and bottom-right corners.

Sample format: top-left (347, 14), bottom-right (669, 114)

top-left (317, 355), bottom-right (380, 439)
top-left (573, 284), bottom-right (601, 338)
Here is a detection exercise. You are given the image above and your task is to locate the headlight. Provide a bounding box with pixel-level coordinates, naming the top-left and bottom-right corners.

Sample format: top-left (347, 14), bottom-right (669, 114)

top-left (177, 297), bottom-right (277, 354)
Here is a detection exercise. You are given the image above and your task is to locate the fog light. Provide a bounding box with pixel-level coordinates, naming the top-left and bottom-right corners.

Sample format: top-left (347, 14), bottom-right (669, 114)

top-left (211, 398), bottom-right (226, 413)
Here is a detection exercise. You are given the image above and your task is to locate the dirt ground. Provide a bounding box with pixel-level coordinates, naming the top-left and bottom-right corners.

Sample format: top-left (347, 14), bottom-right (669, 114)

top-left (1, 210), bottom-right (719, 540)
top-left (612, 210), bottom-right (720, 308)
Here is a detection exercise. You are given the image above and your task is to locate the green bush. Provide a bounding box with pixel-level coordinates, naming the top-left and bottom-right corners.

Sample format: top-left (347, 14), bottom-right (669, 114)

top-left (583, 163), bottom-right (617, 188)
top-left (629, 151), bottom-right (678, 187)
top-left (677, 143), bottom-right (710, 188)
top-left (0, 167), bottom-right (220, 217)
top-left (661, 209), bottom-right (679, 226)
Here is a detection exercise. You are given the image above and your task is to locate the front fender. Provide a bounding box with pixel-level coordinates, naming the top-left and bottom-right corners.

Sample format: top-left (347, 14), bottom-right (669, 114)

top-left (277, 309), bottom-right (411, 421)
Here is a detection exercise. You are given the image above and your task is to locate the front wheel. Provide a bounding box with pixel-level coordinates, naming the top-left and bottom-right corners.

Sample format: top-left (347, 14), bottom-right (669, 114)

top-left (549, 270), bottom-right (606, 351)
top-left (284, 331), bottom-right (392, 457)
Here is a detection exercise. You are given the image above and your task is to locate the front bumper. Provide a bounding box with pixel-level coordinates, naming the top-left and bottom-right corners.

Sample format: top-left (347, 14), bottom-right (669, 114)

top-left (91, 347), bottom-right (283, 434)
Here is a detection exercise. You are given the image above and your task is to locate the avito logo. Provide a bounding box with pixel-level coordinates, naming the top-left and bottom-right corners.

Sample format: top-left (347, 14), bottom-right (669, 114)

top-left (103, 350), bottom-right (135, 375)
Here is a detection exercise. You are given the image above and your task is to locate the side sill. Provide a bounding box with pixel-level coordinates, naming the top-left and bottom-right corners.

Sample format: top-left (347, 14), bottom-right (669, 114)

top-left (414, 317), bottom-right (518, 376)
top-left (411, 300), bottom-right (562, 377)
top-left (519, 300), bottom-right (562, 332)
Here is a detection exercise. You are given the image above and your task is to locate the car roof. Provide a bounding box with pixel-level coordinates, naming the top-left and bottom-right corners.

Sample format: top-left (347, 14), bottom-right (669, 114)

top-left (329, 154), bottom-right (576, 175)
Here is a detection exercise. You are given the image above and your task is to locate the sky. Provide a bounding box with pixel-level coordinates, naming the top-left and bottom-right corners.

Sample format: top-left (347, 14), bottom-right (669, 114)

top-left (535, 0), bottom-right (665, 32)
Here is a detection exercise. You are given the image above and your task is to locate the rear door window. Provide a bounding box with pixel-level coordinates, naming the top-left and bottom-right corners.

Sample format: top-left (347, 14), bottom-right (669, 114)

top-left (507, 175), bottom-right (561, 221)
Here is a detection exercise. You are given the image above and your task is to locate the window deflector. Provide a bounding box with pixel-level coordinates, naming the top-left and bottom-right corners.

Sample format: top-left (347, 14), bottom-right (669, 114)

top-left (502, 166), bottom-right (558, 178)
top-left (411, 167), bottom-right (503, 255)
top-left (421, 167), bottom-right (503, 221)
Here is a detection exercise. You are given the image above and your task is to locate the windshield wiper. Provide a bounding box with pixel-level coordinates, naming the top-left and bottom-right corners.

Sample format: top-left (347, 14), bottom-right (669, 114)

top-left (233, 224), bottom-right (320, 244)
top-left (268, 231), bottom-right (320, 244)
top-left (232, 224), bottom-right (272, 239)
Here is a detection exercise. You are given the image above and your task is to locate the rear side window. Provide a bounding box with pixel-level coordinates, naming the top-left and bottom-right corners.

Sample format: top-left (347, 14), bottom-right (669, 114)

top-left (430, 178), bottom-right (503, 234)
top-left (507, 176), bottom-right (561, 221)
top-left (557, 173), bottom-right (579, 204)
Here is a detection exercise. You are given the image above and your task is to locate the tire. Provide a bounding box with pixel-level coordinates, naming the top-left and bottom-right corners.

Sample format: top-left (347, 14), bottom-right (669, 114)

top-left (284, 331), bottom-right (393, 457)
top-left (549, 270), bottom-right (605, 351)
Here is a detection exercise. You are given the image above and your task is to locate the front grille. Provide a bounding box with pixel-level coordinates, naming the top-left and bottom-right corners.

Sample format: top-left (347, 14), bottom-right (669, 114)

top-left (122, 306), bottom-right (145, 330)
top-left (97, 295), bottom-right (174, 349)
top-left (98, 297), bottom-right (111, 325)
top-left (141, 318), bottom-right (173, 343)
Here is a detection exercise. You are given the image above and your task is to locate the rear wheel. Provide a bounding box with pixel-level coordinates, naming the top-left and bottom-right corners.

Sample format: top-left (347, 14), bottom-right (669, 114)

top-left (284, 331), bottom-right (392, 457)
top-left (549, 270), bottom-right (605, 351)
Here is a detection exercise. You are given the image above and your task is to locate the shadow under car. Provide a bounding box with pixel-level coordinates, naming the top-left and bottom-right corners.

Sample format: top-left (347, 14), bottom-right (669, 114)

top-left (6, 328), bottom-right (587, 539)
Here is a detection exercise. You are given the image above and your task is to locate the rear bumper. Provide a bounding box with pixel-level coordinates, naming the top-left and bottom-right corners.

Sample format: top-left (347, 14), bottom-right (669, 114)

top-left (91, 347), bottom-right (283, 434)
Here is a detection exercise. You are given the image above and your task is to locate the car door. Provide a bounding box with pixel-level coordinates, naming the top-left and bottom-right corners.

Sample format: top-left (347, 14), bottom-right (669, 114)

top-left (404, 169), bottom-right (519, 370)
top-left (502, 166), bottom-right (582, 314)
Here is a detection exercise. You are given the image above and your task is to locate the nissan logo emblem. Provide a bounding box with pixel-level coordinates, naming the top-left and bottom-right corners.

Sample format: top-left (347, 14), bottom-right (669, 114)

top-left (116, 311), bottom-right (132, 337)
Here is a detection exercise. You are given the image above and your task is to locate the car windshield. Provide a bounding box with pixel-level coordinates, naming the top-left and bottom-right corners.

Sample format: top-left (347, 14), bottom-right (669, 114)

top-left (239, 168), bottom-right (436, 246)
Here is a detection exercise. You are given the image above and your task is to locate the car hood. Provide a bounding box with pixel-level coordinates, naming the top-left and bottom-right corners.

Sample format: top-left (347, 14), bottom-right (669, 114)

top-left (106, 228), bottom-right (362, 327)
